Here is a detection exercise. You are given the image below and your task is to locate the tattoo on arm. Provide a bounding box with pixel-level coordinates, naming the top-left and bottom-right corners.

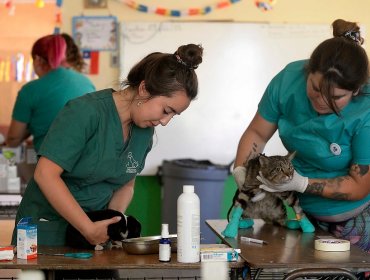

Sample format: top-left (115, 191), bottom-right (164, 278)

top-left (330, 193), bottom-right (350, 200)
top-left (306, 182), bottom-right (325, 195)
top-left (252, 142), bottom-right (258, 153)
top-left (351, 164), bottom-right (369, 177)
top-left (306, 178), bottom-right (351, 200)
top-left (245, 143), bottom-right (259, 162)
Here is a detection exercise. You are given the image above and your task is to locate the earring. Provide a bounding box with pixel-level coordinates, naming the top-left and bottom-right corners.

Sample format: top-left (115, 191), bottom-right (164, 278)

top-left (137, 101), bottom-right (142, 107)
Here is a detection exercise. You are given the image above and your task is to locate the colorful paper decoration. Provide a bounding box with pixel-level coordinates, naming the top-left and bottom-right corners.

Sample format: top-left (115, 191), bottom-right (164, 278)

top-left (5, 0), bottom-right (16, 16)
top-left (15, 53), bottom-right (24, 82)
top-left (0, 55), bottom-right (35, 83)
top-left (54, 0), bottom-right (63, 34)
top-left (118, 0), bottom-right (241, 17)
top-left (255, 0), bottom-right (277, 11)
top-left (35, 0), bottom-right (45, 8)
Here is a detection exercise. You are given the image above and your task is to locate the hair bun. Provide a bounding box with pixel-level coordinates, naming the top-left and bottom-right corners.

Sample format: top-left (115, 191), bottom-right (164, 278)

top-left (174, 44), bottom-right (203, 70)
top-left (332, 19), bottom-right (364, 45)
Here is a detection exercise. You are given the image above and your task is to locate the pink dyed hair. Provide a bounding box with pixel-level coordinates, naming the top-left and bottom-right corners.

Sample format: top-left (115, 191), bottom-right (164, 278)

top-left (31, 34), bottom-right (68, 69)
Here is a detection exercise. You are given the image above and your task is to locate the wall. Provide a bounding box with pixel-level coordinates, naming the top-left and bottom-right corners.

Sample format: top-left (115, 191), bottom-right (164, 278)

top-left (61, 0), bottom-right (370, 90)
top-left (0, 3), bottom-right (56, 126)
top-left (58, 0), bottom-right (370, 237)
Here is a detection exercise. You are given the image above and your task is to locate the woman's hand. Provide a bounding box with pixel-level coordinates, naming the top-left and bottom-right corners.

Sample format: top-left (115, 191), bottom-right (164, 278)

top-left (258, 170), bottom-right (308, 193)
top-left (83, 216), bottom-right (122, 245)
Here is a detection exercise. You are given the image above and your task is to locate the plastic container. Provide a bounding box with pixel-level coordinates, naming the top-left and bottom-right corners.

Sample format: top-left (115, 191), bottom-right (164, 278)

top-left (177, 185), bottom-right (200, 263)
top-left (160, 159), bottom-right (229, 243)
top-left (159, 223), bottom-right (171, 262)
top-left (0, 152), bottom-right (8, 192)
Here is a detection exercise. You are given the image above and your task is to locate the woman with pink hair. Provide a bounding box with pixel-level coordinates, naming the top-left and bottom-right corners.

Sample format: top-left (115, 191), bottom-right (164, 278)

top-left (7, 34), bottom-right (95, 152)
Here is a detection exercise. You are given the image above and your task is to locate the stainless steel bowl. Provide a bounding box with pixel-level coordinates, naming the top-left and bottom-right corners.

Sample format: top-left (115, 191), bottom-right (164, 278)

top-left (122, 234), bottom-right (177, 255)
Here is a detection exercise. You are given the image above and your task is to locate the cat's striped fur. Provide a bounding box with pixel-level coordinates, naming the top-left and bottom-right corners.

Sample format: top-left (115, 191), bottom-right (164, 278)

top-left (228, 152), bottom-right (305, 226)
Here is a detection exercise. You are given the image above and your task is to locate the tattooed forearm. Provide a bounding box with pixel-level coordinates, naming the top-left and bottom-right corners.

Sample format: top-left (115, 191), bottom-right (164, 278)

top-left (246, 143), bottom-right (259, 161)
top-left (306, 182), bottom-right (325, 195)
top-left (350, 164), bottom-right (369, 177)
top-left (330, 193), bottom-right (350, 200)
top-left (306, 179), bottom-right (352, 200)
top-left (252, 142), bottom-right (258, 153)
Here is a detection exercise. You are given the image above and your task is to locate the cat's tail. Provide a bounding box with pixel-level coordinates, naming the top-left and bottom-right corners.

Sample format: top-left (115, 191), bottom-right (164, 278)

top-left (226, 204), bottom-right (233, 222)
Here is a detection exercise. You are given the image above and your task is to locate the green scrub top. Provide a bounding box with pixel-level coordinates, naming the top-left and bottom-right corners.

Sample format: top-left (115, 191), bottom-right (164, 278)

top-left (12, 89), bottom-right (154, 246)
top-left (258, 60), bottom-right (370, 218)
top-left (12, 67), bottom-right (95, 152)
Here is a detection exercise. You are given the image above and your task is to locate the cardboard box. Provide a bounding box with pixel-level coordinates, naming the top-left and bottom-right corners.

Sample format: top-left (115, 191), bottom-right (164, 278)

top-left (0, 246), bottom-right (14, 261)
top-left (17, 217), bottom-right (37, 259)
top-left (200, 247), bottom-right (240, 262)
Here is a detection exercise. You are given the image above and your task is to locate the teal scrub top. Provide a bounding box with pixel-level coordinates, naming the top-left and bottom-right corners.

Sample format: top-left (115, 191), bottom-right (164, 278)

top-left (12, 89), bottom-right (154, 246)
top-left (258, 60), bottom-right (370, 218)
top-left (12, 67), bottom-right (95, 152)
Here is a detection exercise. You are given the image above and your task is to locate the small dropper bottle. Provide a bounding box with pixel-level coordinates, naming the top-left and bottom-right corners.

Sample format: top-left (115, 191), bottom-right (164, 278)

top-left (159, 223), bottom-right (171, 262)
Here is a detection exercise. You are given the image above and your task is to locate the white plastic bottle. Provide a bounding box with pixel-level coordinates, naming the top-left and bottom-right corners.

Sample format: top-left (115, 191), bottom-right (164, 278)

top-left (159, 223), bottom-right (171, 262)
top-left (177, 185), bottom-right (200, 263)
top-left (0, 152), bottom-right (8, 192)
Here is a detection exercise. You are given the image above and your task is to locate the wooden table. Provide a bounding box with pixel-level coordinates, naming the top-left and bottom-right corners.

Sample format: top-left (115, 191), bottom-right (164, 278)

top-left (206, 219), bottom-right (370, 279)
top-left (0, 245), bottom-right (245, 280)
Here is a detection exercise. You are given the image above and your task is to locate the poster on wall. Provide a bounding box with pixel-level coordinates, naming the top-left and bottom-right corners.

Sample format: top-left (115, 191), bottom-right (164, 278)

top-left (72, 16), bottom-right (118, 51)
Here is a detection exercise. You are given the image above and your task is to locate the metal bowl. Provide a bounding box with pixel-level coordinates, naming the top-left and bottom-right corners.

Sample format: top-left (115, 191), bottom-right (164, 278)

top-left (122, 234), bottom-right (177, 255)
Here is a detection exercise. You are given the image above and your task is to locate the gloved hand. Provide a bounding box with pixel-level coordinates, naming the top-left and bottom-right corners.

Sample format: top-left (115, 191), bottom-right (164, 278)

top-left (232, 166), bottom-right (246, 190)
top-left (257, 170), bottom-right (308, 193)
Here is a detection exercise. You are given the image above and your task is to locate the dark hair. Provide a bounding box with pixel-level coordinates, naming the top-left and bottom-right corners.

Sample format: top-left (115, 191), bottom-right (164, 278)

top-left (31, 34), bottom-right (67, 69)
top-left (61, 33), bottom-right (86, 72)
top-left (307, 19), bottom-right (369, 114)
top-left (122, 44), bottom-right (203, 100)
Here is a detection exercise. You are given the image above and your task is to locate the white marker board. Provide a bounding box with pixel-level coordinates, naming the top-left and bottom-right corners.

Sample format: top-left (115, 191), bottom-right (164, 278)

top-left (120, 21), bottom-right (331, 175)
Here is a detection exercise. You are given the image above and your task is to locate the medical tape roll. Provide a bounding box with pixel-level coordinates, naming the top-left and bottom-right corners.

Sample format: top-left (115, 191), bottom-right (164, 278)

top-left (314, 239), bottom-right (350, 252)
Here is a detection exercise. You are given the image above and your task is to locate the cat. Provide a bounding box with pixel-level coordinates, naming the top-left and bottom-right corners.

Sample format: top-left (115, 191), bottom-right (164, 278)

top-left (65, 209), bottom-right (141, 250)
top-left (227, 151), bottom-right (311, 228)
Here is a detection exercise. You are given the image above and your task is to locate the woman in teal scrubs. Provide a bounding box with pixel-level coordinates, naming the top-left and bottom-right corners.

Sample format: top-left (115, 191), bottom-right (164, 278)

top-left (7, 34), bottom-right (95, 152)
top-left (12, 44), bottom-right (204, 247)
top-left (233, 19), bottom-right (370, 254)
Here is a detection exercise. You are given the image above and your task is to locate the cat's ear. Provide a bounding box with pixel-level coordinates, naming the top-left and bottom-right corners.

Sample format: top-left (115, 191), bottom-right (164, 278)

top-left (259, 155), bottom-right (269, 166)
top-left (287, 151), bottom-right (297, 161)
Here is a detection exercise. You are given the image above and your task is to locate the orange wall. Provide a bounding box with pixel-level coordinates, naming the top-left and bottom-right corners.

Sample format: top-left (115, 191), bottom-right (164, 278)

top-left (0, 3), bottom-right (56, 127)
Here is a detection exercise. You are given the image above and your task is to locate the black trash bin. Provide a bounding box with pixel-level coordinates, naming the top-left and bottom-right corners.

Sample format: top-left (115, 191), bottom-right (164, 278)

top-left (159, 159), bottom-right (230, 244)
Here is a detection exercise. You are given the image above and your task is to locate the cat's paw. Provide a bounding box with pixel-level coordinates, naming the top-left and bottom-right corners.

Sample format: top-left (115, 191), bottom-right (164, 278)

top-left (94, 244), bottom-right (104, 251)
top-left (299, 217), bottom-right (315, 233)
top-left (221, 223), bottom-right (239, 238)
top-left (285, 219), bottom-right (301, 229)
top-left (239, 219), bottom-right (254, 229)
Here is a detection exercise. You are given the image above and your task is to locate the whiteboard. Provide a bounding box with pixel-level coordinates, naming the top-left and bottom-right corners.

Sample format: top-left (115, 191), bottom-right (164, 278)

top-left (120, 22), bottom-right (331, 175)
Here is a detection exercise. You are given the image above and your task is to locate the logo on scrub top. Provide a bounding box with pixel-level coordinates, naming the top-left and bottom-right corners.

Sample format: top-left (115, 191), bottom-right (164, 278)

top-left (126, 152), bottom-right (139, 173)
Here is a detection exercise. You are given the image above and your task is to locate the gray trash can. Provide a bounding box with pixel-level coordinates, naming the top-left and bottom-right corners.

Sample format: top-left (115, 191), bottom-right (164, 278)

top-left (159, 159), bottom-right (230, 244)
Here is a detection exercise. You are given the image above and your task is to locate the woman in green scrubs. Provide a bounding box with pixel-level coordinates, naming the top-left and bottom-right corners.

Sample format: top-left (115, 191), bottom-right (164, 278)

top-left (12, 43), bottom-right (204, 247)
top-left (7, 34), bottom-right (95, 152)
top-left (233, 19), bottom-right (370, 254)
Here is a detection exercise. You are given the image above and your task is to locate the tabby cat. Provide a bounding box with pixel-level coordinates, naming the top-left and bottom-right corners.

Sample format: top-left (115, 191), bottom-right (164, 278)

top-left (66, 209), bottom-right (141, 250)
top-left (228, 151), bottom-right (306, 227)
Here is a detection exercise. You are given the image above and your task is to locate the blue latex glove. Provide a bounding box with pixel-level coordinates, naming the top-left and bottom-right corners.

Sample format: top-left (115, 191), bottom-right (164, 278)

top-left (222, 206), bottom-right (243, 238)
top-left (257, 170), bottom-right (308, 193)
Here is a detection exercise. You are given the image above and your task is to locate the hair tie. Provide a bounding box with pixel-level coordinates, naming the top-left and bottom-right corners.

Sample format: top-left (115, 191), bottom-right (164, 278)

top-left (342, 30), bottom-right (362, 45)
top-left (174, 54), bottom-right (198, 70)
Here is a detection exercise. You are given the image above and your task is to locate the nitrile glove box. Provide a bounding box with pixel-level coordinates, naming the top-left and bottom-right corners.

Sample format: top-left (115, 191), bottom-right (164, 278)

top-left (200, 247), bottom-right (240, 262)
top-left (17, 217), bottom-right (37, 259)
